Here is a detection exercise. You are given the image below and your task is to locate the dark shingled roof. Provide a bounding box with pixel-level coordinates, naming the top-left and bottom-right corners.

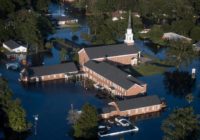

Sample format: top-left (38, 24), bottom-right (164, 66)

top-left (116, 95), bottom-right (161, 111)
top-left (84, 61), bottom-right (145, 89)
top-left (4, 40), bottom-right (21, 49)
top-left (84, 44), bottom-right (139, 59)
top-left (30, 62), bottom-right (78, 77)
top-left (101, 106), bottom-right (116, 114)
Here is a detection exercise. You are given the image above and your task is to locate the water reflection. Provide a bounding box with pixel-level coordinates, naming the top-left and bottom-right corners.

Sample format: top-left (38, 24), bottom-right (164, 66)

top-left (164, 70), bottom-right (195, 98)
top-left (2, 130), bottom-right (30, 140)
top-left (144, 41), bottom-right (166, 54)
top-left (130, 112), bottom-right (161, 122)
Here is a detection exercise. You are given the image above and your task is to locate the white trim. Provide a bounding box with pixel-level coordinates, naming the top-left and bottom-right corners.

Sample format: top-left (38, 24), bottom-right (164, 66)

top-left (3, 43), bottom-right (12, 51)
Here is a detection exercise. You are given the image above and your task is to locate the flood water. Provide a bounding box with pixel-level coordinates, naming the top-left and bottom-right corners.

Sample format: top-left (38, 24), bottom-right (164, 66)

top-left (0, 3), bottom-right (200, 140)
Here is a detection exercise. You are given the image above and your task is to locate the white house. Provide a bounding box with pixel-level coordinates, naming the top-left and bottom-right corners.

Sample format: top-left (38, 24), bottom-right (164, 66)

top-left (56, 16), bottom-right (78, 26)
top-left (3, 40), bottom-right (27, 53)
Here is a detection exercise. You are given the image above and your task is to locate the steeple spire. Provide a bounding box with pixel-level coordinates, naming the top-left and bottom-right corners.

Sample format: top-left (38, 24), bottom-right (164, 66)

top-left (124, 10), bottom-right (134, 46)
top-left (128, 10), bottom-right (131, 29)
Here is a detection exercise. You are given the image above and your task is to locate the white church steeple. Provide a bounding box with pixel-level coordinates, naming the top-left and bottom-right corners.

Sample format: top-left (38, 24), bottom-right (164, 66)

top-left (124, 11), bottom-right (134, 46)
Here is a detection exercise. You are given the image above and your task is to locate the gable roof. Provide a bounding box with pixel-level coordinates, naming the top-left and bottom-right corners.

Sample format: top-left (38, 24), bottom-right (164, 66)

top-left (84, 61), bottom-right (145, 89)
top-left (3, 40), bottom-right (21, 49)
top-left (116, 95), bottom-right (161, 111)
top-left (83, 44), bottom-right (139, 59)
top-left (30, 62), bottom-right (78, 77)
top-left (4, 40), bottom-right (20, 49)
top-left (101, 106), bottom-right (116, 114)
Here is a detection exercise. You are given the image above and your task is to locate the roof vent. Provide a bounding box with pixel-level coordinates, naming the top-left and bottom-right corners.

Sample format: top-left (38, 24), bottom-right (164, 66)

top-left (127, 75), bottom-right (132, 78)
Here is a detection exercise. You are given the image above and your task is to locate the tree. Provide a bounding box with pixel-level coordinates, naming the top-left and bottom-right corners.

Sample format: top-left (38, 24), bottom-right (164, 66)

top-left (73, 103), bottom-right (98, 139)
top-left (59, 48), bottom-right (67, 62)
top-left (147, 25), bottom-right (164, 45)
top-left (35, 0), bottom-right (51, 12)
top-left (37, 16), bottom-right (54, 40)
top-left (0, 0), bottom-right (15, 18)
top-left (162, 107), bottom-right (200, 140)
top-left (11, 10), bottom-right (43, 48)
top-left (171, 20), bottom-right (195, 37)
top-left (190, 26), bottom-right (200, 42)
top-left (0, 78), bottom-right (30, 133)
top-left (5, 100), bottom-right (30, 132)
top-left (167, 40), bottom-right (195, 69)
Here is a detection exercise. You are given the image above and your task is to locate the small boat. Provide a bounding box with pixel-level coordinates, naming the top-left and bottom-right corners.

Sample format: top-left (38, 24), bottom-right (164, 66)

top-left (98, 125), bottom-right (111, 135)
top-left (98, 125), bottom-right (111, 130)
top-left (107, 119), bottom-right (114, 124)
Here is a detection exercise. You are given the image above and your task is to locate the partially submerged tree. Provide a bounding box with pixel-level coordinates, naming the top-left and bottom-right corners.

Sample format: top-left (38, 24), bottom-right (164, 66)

top-left (162, 107), bottom-right (200, 140)
top-left (0, 78), bottom-right (30, 133)
top-left (166, 40), bottom-right (196, 70)
top-left (73, 103), bottom-right (98, 139)
top-left (5, 99), bottom-right (30, 132)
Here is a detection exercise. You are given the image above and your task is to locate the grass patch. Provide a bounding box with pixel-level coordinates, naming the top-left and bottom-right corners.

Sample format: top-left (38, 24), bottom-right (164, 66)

top-left (134, 63), bottom-right (168, 76)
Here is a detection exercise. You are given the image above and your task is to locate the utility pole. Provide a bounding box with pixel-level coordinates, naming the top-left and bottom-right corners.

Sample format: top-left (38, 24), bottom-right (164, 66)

top-left (33, 114), bottom-right (39, 136)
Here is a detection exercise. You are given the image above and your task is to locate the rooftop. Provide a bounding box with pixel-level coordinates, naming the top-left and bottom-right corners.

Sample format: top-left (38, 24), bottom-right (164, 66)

top-left (101, 106), bottom-right (116, 114)
top-left (3, 40), bottom-right (23, 49)
top-left (83, 44), bottom-right (139, 59)
top-left (30, 62), bottom-right (78, 77)
top-left (84, 61), bottom-right (145, 89)
top-left (116, 95), bottom-right (161, 111)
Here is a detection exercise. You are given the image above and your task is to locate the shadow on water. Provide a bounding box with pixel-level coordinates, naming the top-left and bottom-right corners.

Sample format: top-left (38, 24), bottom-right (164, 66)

top-left (130, 111), bottom-right (162, 122)
top-left (0, 109), bottom-right (31, 140)
top-left (144, 40), bottom-right (166, 55)
top-left (3, 130), bottom-right (31, 140)
top-left (163, 70), bottom-right (196, 98)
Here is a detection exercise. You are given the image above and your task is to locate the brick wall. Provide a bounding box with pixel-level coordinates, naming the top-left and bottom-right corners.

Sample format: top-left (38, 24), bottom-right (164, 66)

top-left (83, 66), bottom-right (126, 96)
top-left (30, 73), bottom-right (65, 82)
top-left (83, 66), bottom-right (146, 97)
top-left (94, 54), bottom-right (138, 65)
top-left (101, 104), bottom-right (162, 119)
top-left (127, 84), bottom-right (147, 96)
top-left (78, 49), bottom-right (90, 65)
top-left (119, 104), bottom-right (162, 117)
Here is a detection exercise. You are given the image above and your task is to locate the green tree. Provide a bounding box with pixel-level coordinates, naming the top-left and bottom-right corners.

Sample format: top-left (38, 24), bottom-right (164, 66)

top-left (5, 99), bottom-right (30, 132)
top-left (0, 0), bottom-right (15, 18)
top-left (162, 107), bottom-right (200, 140)
top-left (0, 78), bottom-right (30, 133)
top-left (190, 26), bottom-right (200, 42)
top-left (147, 25), bottom-right (164, 45)
top-left (35, 0), bottom-right (51, 12)
top-left (167, 40), bottom-right (195, 69)
top-left (171, 20), bottom-right (195, 37)
top-left (73, 103), bottom-right (98, 139)
top-left (60, 48), bottom-right (67, 62)
top-left (11, 10), bottom-right (42, 48)
top-left (37, 16), bottom-right (54, 40)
